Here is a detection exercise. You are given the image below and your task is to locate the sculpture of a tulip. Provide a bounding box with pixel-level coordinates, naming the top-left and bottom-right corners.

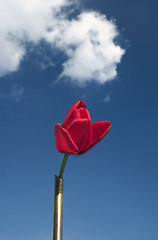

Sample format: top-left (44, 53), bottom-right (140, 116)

top-left (53, 100), bottom-right (111, 240)
top-left (55, 100), bottom-right (111, 178)
top-left (55, 100), bottom-right (111, 154)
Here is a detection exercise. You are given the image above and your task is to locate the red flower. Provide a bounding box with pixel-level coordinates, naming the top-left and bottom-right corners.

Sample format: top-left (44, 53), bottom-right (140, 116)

top-left (55, 101), bottom-right (111, 155)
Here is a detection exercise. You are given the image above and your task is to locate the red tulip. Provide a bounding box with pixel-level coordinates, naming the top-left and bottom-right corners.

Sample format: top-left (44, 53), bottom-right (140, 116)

top-left (55, 100), bottom-right (111, 155)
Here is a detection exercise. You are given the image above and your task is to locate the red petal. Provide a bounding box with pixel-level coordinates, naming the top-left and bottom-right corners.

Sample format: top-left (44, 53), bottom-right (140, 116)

top-left (62, 101), bottom-right (86, 128)
top-left (63, 108), bottom-right (91, 130)
top-left (80, 121), bottom-right (111, 154)
top-left (67, 119), bottom-right (91, 152)
top-left (55, 123), bottom-right (79, 155)
top-left (79, 108), bottom-right (91, 121)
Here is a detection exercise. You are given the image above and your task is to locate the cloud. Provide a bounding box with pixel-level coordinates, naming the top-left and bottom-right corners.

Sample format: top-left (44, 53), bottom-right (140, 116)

top-left (103, 92), bottom-right (111, 103)
top-left (0, 0), bottom-right (125, 85)
top-left (10, 85), bottom-right (24, 101)
top-left (58, 12), bottom-right (125, 85)
top-left (97, 92), bottom-right (111, 103)
top-left (0, 0), bottom-right (69, 77)
top-left (0, 84), bottom-right (24, 101)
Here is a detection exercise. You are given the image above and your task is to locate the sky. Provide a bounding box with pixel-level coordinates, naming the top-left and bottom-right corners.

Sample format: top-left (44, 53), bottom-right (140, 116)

top-left (0, 0), bottom-right (158, 239)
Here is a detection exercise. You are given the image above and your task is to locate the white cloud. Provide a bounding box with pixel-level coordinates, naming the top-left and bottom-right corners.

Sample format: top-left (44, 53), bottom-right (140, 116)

top-left (0, 84), bottom-right (24, 101)
top-left (0, 0), bottom-right (125, 85)
top-left (58, 12), bottom-right (125, 84)
top-left (0, 36), bottom-right (25, 77)
top-left (103, 92), bottom-right (111, 103)
top-left (10, 85), bottom-right (24, 101)
top-left (0, 0), bottom-right (69, 77)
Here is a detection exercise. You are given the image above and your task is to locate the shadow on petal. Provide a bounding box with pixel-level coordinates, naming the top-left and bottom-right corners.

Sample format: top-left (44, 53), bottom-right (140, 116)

top-left (55, 124), bottom-right (79, 155)
top-left (80, 121), bottom-right (111, 154)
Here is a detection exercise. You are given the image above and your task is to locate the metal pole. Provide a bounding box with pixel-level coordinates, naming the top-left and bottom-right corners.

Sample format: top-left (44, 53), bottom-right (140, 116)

top-left (53, 175), bottom-right (63, 240)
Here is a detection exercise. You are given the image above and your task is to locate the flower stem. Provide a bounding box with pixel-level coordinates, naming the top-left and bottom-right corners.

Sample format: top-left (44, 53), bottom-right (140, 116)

top-left (59, 154), bottom-right (69, 179)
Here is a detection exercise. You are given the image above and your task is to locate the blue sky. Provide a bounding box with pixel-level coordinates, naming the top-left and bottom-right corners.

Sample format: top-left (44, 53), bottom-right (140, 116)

top-left (0, 0), bottom-right (158, 240)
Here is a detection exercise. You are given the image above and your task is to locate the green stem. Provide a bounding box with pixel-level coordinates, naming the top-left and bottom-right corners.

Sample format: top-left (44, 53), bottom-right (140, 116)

top-left (59, 154), bottom-right (69, 179)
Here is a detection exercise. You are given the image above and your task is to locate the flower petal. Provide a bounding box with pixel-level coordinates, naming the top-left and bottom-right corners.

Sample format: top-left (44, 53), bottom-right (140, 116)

top-left (67, 119), bottom-right (91, 151)
top-left (62, 101), bottom-right (86, 128)
top-left (80, 121), bottom-right (111, 154)
top-left (79, 108), bottom-right (91, 121)
top-left (55, 123), bottom-right (79, 155)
